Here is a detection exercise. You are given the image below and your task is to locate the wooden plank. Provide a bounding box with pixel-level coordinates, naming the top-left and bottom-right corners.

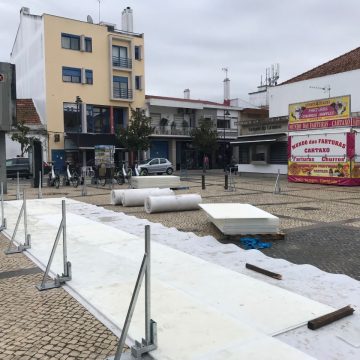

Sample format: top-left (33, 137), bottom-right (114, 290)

top-left (245, 263), bottom-right (282, 280)
top-left (308, 305), bottom-right (355, 330)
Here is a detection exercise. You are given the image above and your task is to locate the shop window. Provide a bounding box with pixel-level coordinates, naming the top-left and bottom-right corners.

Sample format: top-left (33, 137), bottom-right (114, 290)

top-left (63, 102), bottom-right (82, 133)
top-left (252, 144), bottom-right (267, 162)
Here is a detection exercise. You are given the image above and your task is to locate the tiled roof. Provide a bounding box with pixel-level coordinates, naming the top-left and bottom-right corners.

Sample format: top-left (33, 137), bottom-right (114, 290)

top-left (16, 99), bottom-right (41, 126)
top-left (281, 46), bottom-right (360, 85)
top-left (146, 95), bottom-right (226, 106)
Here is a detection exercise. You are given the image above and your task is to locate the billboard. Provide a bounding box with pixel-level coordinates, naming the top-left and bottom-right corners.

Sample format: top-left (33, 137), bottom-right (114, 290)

top-left (288, 95), bottom-right (350, 131)
top-left (288, 131), bottom-right (360, 185)
top-left (94, 145), bottom-right (115, 167)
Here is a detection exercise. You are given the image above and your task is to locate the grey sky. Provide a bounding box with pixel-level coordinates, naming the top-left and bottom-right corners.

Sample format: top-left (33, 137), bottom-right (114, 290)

top-left (0, 0), bottom-right (360, 103)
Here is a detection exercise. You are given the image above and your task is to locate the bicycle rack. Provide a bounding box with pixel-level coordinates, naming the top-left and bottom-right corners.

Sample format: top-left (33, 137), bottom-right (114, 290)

top-left (36, 200), bottom-right (72, 291)
top-left (0, 182), bottom-right (6, 232)
top-left (274, 169), bottom-right (281, 194)
top-left (107, 225), bottom-right (157, 360)
top-left (5, 189), bottom-right (31, 254)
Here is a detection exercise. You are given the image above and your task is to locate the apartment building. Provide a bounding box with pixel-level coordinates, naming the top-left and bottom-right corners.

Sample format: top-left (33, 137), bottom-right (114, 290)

top-left (11, 7), bottom-right (145, 171)
top-left (145, 91), bottom-right (247, 170)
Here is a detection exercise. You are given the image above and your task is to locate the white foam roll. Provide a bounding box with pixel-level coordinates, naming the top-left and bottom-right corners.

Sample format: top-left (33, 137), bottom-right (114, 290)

top-left (121, 188), bottom-right (174, 207)
top-left (145, 194), bottom-right (202, 214)
top-left (111, 189), bottom-right (127, 205)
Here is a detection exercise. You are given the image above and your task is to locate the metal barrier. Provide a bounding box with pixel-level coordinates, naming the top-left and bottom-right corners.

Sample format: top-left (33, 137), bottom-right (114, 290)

top-left (38, 171), bottom-right (43, 199)
top-left (36, 200), bottom-right (72, 291)
top-left (225, 169), bottom-right (236, 192)
top-left (5, 189), bottom-right (31, 254)
top-left (0, 182), bottom-right (6, 231)
top-left (274, 169), bottom-right (281, 194)
top-left (107, 225), bottom-right (157, 360)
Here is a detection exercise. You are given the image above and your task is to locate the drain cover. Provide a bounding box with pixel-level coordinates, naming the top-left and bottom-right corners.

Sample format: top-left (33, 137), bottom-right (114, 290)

top-left (295, 206), bottom-right (320, 211)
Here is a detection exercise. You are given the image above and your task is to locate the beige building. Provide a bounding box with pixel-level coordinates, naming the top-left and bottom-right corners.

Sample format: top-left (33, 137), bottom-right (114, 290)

top-left (11, 7), bottom-right (145, 171)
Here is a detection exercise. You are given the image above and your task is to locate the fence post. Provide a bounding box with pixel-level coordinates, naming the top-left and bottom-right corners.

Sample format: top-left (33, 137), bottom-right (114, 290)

top-left (201, 175), bottom-right (205, 190)
top-left (0, 182), bottom-right (6, 231)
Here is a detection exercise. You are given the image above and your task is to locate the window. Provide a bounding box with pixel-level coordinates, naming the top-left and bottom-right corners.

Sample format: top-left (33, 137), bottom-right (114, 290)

top-left (113, 76), bottom-right (131, 98)
top-left (160, 158), bottom-right (167, 164)
top-left (85, 37), bottom-right (92, 52)
top-left (61, 33), bottom-right (92, 52)
top-left (64, 102), bottom-right (82, 133)
top-left (135, 76), bottom-right (142, 90)
top-left (251, 144), bottom-right (267, 162)
top-left (149, 159), bottom-right (159, 165)
top-left (85, 70), bottom-right (93, 84)
top-left (217, 119), bottom-right (230, 129)
top-left (62, 67), bottom-right (93, 85)
top-left (61, 33), bottom-right (80, 50)
top-left (62, 67), bottom-right (81, 83)
top-left (112, 45), bottom-right (131, 68)
top-left (86, 105), bottom-right (110, 133)
top-left (134, 45), bottom-right (142, 60)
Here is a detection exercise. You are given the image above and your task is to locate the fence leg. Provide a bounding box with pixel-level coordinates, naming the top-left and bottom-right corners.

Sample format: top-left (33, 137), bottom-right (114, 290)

top-left (36, 200), bottom-right (72, 291)
top-left (107, 225), bottom-right (157, 360)
top-left (224, 174), bottom-right (228, 190)
top-left (38, 171), bottom-right (42, 199)
top-left (202, 175), bottom-right (206, 190)
top-left (82, 172), bottom-right (87, 196)
top-left (5, 189), bottom-right (31, 254)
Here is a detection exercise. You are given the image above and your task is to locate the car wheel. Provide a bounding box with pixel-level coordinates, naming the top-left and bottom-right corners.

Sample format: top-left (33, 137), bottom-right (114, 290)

top-left (140, 168), bottom-right (148, 176)
top-left (166, 167), bottom-right (173, 175)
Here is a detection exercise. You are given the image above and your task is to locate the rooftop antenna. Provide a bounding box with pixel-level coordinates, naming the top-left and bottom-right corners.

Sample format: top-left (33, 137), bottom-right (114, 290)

top-left (222, 67), bottom-right (228, 79)
top-left (98, 0), bottom-right (102, 23)
top-left (309, 85), bottom-right (331, 98)
top-left (87, 15), bottom-right (94, 24)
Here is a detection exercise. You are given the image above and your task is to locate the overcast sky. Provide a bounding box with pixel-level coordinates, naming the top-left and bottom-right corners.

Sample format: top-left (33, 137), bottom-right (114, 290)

top-left (1, 0), bottom-right (360, 103)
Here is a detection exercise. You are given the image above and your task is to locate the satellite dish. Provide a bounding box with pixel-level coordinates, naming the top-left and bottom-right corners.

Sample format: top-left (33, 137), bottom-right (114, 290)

top-left (87, 15), bottom-right (94, 23)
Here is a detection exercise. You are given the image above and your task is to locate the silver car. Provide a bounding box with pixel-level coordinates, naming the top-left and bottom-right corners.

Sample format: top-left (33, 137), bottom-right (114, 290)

top-left (138, 158), bottom-right (174, 175)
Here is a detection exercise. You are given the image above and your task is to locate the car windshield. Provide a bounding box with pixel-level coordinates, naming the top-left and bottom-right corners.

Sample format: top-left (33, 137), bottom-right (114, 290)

top-left (140, 159), bottom-right (152, 164)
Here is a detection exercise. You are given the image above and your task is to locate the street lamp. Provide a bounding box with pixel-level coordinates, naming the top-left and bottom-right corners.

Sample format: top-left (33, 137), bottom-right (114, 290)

top-left (223, 109), bottom-right (230, 171)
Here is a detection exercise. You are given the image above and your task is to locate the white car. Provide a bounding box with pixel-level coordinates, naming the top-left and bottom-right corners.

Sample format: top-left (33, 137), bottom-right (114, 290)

top-left (138, 158), bottom-right (174, 175)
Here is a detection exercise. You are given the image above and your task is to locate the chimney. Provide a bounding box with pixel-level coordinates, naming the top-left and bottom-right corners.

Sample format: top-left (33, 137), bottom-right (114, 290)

top-left (20, 7), bottom-right (30, 16)
top-left (121, 7), bottom-right (133, 32)
top-left (223, 77), bottom-right (230, 105)
top-left (184, 89), bottom-right (190, 99)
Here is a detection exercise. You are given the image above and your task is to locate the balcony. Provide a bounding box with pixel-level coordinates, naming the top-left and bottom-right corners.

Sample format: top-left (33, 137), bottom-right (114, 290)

top-left (152, 125), bottom-right (192, 137)
top-left (217, 128), bottom-right (238, 139)
top-left (113, 88), bottom-right (133, 100)
top-left (112, 56), bottom-right (132, 69)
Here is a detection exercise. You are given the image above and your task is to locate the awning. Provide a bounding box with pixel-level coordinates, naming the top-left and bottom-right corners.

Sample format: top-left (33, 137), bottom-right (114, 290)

top-left (230, 133), bottom-right (287, 145)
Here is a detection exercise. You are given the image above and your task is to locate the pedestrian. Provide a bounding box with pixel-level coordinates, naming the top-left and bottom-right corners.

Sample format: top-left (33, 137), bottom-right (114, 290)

top-left (203, 155), bottom-right (209, 172)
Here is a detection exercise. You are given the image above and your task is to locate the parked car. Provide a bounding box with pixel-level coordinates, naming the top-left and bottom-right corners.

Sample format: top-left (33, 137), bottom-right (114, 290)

top-left (6, 157), bottom-right (31, 178)
top-left (138, 158), bottom-right (174, 175)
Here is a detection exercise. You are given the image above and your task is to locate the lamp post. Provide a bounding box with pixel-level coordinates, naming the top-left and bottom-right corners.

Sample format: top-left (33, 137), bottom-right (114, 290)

top-left (223, 110), bottom-right (230, 171)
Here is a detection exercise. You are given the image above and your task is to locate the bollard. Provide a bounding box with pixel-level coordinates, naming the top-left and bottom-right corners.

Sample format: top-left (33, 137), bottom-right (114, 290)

top-left (38, 171), bottom-right (42, 199)
top-left (224, 174), bottom-right (228, 190)
top-left (16, 172), bottom-right (20, 200)
top-left (201, 175), bottom-right (205, 190)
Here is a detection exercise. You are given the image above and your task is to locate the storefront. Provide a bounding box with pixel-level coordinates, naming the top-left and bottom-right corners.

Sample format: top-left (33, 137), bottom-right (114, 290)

top-left (288, 95), bottom-right (360, 185)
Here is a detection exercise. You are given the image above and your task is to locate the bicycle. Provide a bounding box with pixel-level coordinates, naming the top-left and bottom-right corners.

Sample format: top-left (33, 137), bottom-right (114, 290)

top-left (63, 163), bottom-right (80, 188)
top-left (47, 163), bottom-right (60, 189)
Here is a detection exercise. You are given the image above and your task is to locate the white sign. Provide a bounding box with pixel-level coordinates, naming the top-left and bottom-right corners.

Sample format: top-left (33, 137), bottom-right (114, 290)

top-left (291, 132), bottom-right (347, 162)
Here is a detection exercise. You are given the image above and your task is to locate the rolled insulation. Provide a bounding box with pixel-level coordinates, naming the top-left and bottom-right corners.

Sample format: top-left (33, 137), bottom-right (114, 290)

top-left (145, 194), bottom-right (202, 214)
top-left (110, 189), bottom-right (127, 205)
top-left (121, 188), bottom-right (174, 207)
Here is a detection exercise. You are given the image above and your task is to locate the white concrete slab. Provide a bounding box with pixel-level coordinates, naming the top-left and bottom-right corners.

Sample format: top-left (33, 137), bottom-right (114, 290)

top-left (200, 203), bottom-right (280, 235)
top-left (3, 198), bottom-right (333, 359)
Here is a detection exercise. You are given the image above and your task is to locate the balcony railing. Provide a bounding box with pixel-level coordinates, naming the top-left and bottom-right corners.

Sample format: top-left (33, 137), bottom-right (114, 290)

top-left (152, 125), bottom-right (192, 136)
top-left (217, 128), bottom-right (238, 138)
top-left (113, 88), bottom-right (133, 99)
top-left (112, 56), bottom-right (132, 69)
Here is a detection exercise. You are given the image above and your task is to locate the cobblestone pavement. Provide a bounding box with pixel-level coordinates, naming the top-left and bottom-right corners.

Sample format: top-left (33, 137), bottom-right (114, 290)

top-left (1, 171), bottom-right (360, 358)
top-left (0, 235), bottom-right (118, 360)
